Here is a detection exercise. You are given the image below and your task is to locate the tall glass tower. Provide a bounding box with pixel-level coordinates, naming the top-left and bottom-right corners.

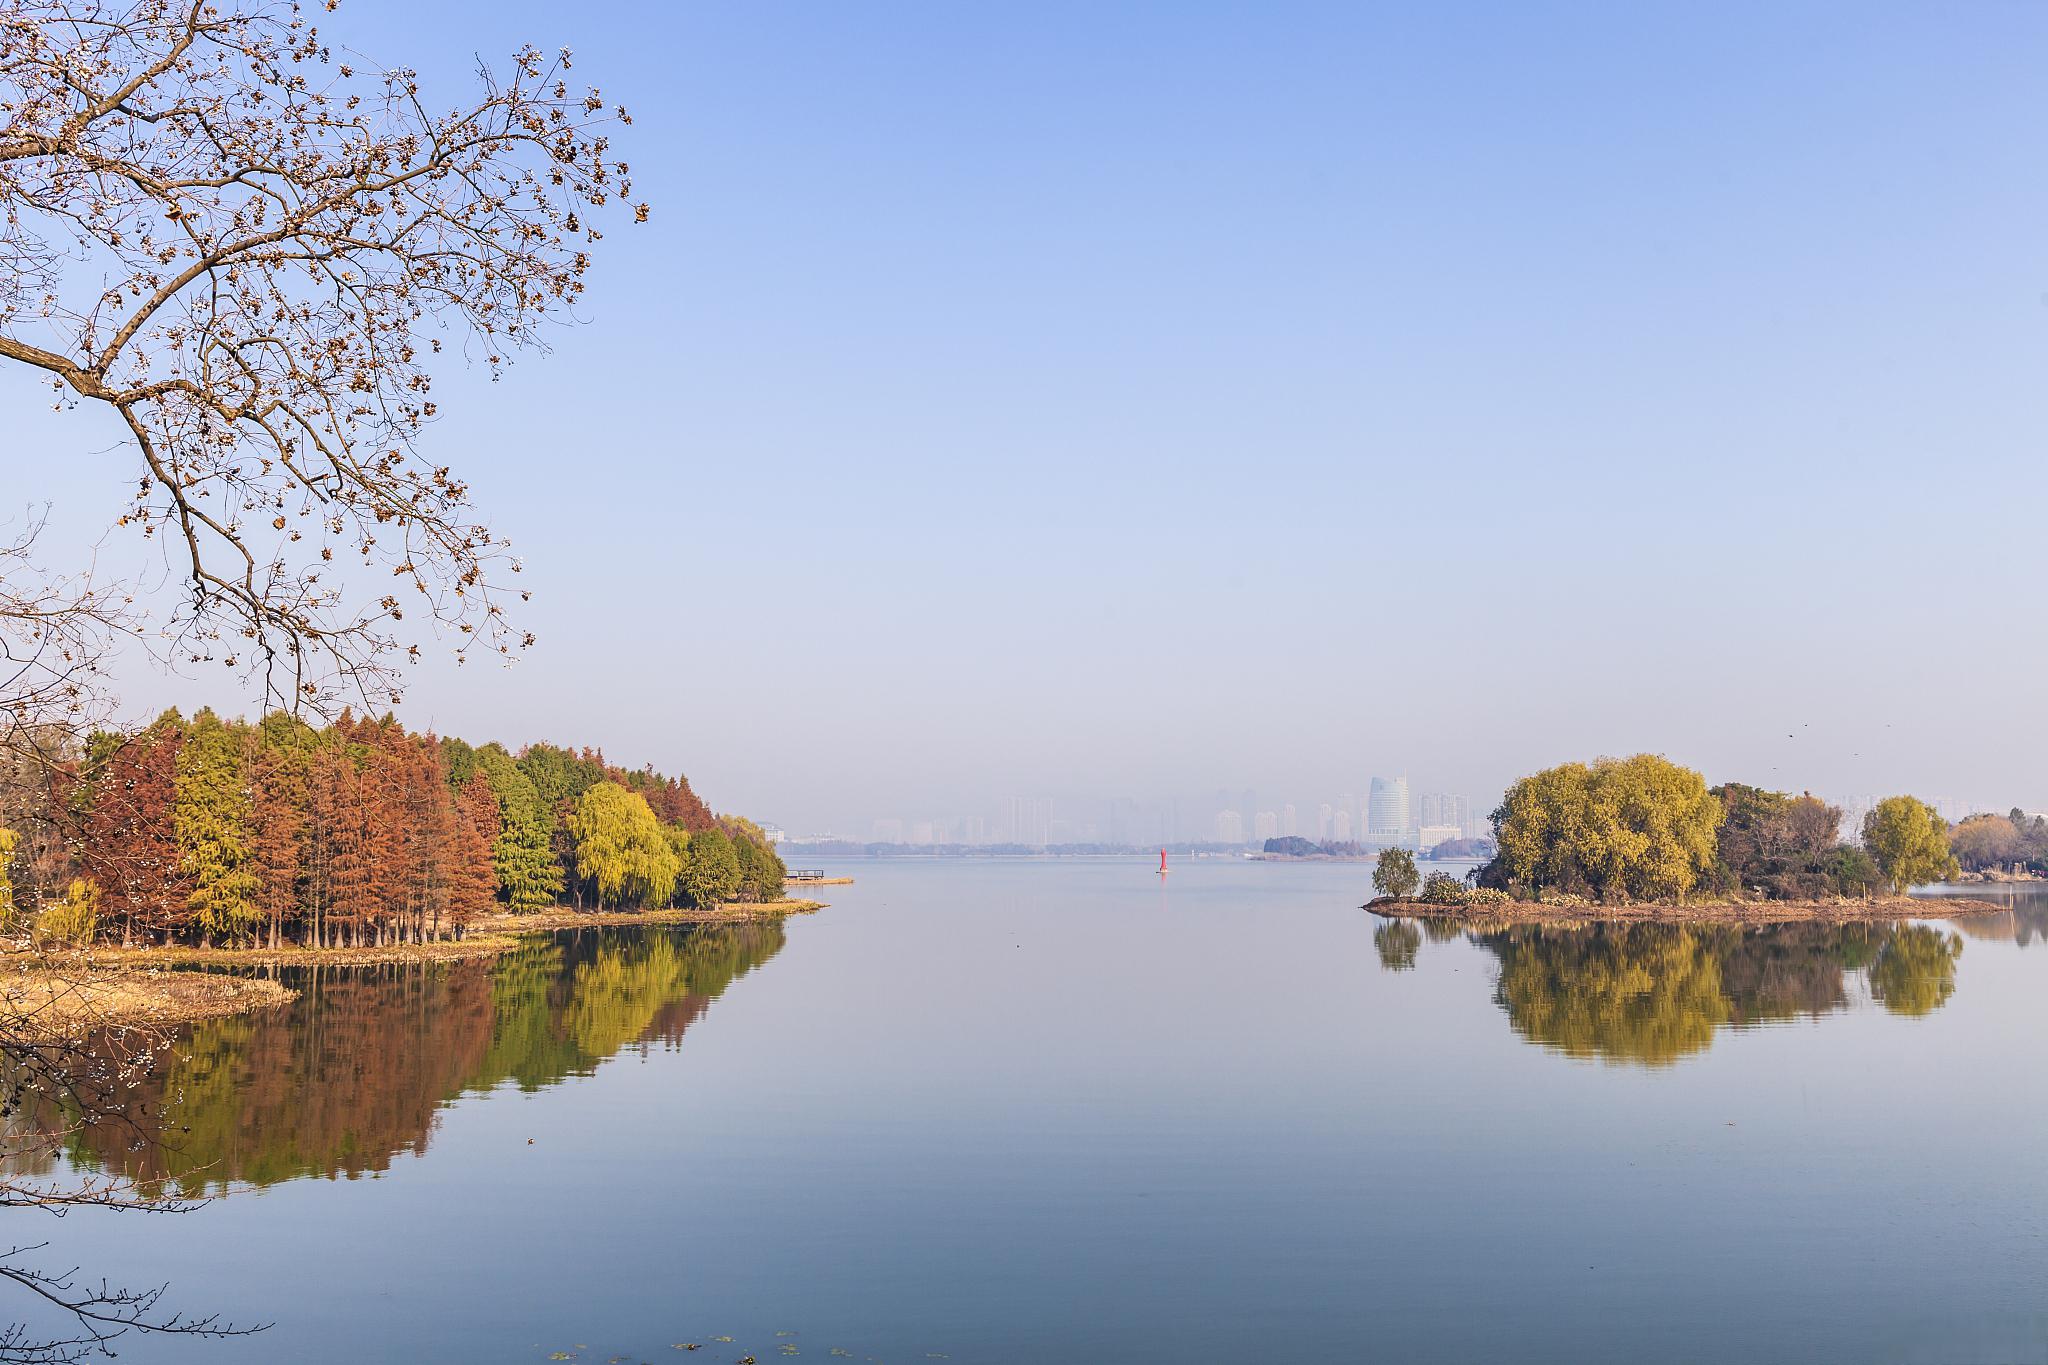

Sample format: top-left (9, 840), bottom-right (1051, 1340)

top-left (1367, 775), bottom-right (1411, 841)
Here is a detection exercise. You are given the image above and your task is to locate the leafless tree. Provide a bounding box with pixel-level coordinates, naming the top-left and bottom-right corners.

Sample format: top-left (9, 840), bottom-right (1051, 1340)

top-left (0, 0), bottom-right (641, 722)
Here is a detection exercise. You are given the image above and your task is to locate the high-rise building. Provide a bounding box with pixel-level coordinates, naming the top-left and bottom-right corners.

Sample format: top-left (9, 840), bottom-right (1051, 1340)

top-left (1368, 775), bottom-right (1411, 840)
top-left (1418, 823), bottom-right (1461, 853)
top-left (1254, 810), bottom-right (1279, 842)
top-left (1419, 792), bottom-right (1469, 830)
top-left (1333, 808), bottom-right (1353, 842)
top-left (1215, 809), bottom-right (1244, 844)
top-left (1317, 803), bottom-right (1333, 841)
top-left (1006, 797), bottom-right (1051, 848)
top-left (1282, 804), bottom-right (1298, 837)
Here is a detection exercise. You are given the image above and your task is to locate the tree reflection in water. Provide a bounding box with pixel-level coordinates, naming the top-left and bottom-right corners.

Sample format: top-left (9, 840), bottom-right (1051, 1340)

top-left (1392, 920), bottom-right (1962, 1066)
top-left (1374, 921), bottom-right (1422, 972)
top-left (30, 922), bottom-right (785, 1192)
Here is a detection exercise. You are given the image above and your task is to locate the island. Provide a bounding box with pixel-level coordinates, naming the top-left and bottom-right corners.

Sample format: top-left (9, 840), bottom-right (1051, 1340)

top-left (1364, 754), bottom-right (2005, 925)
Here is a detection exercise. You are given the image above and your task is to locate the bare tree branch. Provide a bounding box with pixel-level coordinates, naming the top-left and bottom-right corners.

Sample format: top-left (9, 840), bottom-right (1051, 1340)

top-left (0, 0), bottom-right (642, 716)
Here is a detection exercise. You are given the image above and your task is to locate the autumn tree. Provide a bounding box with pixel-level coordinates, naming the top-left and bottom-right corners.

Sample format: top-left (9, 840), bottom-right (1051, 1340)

top-left (622, 766), bottom-right (715, 832)
top-left (1861, 797), bottom-right (1958, 893)
top-left (79, 712), bottom-right (188, 943)
top-left (1708, 784), bottom-right (1866, 899)
top-left (246, 714), bottom-right (317, 947)
top-left (446, 776), bottom-right (501, 935)
top-left (1948, 814), bottom-right (2022, 873)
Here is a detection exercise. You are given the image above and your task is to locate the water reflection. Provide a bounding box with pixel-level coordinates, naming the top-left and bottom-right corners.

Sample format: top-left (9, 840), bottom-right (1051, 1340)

top-left (1373, 921), bottom-right (1421, 971)
top-left (1936, 885), bottom-right (2048, 948)
top-left (1393, 920), bottom-right (1963, 1066)
top-left (43, 922), bottom-right (785, 1192)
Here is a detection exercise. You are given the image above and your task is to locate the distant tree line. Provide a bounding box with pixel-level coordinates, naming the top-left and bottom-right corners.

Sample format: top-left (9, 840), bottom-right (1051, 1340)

top-left (0, 713), bottom-right (785, 947)
top-left (1946, 810), bottom-right (2048, 875)
top-left (1474, 754), bottom-right (1962, 904)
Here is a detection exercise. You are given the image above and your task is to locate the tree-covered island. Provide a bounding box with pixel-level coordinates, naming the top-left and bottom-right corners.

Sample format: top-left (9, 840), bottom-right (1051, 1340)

top-left (1369, 753), bottom-right (1993, 923)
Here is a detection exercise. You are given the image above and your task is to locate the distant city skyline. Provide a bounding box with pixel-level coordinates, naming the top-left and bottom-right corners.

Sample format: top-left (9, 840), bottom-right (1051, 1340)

top-left (795, 783), bottom-right (2033, 850)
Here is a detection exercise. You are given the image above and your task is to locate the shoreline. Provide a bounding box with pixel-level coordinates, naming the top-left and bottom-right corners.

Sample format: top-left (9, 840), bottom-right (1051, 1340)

top-left (1, 964), bottom-right (298, 1037)
top-left (1366, 894), bottom-right (2008, 927)
top-left (2, 900), bottom-right (823, 1034)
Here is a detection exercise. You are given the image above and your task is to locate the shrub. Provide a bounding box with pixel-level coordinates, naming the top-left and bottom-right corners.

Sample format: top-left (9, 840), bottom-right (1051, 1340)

top-left (1465, 887), bottom-right (1512, 907)
top-left (1419, 872), bottom-right (1468, 905)
top-left (36, 879), bottom-right (101, 945)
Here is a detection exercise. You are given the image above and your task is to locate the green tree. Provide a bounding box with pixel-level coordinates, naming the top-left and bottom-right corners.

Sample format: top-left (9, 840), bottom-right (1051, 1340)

top-left (175, 710), bottom-right (262, 943)
top-left (679, 827), bottom-right (741, 907)
top-left (566, 782), bottom-right (679, 908)
top-left (1861, 796), bottom-right (1958, 892)
top-left (1372, 847), bottom-right (1419, 899)
top-left (731, 834), bottom-right (786, 902)
top-left (475, 744), bottom-right (564, 911)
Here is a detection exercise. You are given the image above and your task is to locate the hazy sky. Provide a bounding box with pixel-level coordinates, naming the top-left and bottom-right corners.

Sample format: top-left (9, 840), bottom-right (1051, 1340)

top-left (11, 1), bottom-right (2048, 833)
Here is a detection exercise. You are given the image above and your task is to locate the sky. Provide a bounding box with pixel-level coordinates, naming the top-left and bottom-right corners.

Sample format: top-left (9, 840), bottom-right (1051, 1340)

top-left (9, 1), bottom-right (2048, 835)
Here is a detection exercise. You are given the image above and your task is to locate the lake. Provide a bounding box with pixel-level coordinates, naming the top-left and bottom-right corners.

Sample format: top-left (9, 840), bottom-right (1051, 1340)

top-left (18, 859), bottom-right (2048, 1363)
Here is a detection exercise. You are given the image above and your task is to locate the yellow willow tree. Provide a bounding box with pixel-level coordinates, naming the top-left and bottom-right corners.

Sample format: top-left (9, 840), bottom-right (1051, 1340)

top-left (1489, 754), bottom-right (1722, 903)
top-left (0, 0), bottom-right (645, 725)
top-left (1860, 796), bottom-right (1959, 893)
top-left (567, 781), bottom-right (678, 909)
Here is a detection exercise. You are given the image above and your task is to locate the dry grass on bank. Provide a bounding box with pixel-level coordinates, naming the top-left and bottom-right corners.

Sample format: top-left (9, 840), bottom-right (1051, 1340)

top-left (11, 899), bottom-right (828, 975)
top-left (472, 899), bottom-right (825, 935)
top-left (0, 900), bottom-right (825, 1037)
top-left (0, 960), bottom-right (296, 1037)
top-left (1367, 894), bottom-right (2007, 927)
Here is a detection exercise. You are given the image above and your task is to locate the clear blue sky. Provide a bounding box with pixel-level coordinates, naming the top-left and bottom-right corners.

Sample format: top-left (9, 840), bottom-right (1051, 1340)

top-left (12, 2), bottom-right (2048, 832)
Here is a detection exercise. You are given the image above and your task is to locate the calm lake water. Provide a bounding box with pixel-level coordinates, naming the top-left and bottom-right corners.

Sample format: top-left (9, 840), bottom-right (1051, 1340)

top-left (22, 860), bottom-right (2048, 1363)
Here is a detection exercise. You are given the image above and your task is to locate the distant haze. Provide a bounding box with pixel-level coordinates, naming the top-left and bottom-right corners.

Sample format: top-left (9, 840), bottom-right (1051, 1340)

top-left (9, 2), bottom-right (2047, 832)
